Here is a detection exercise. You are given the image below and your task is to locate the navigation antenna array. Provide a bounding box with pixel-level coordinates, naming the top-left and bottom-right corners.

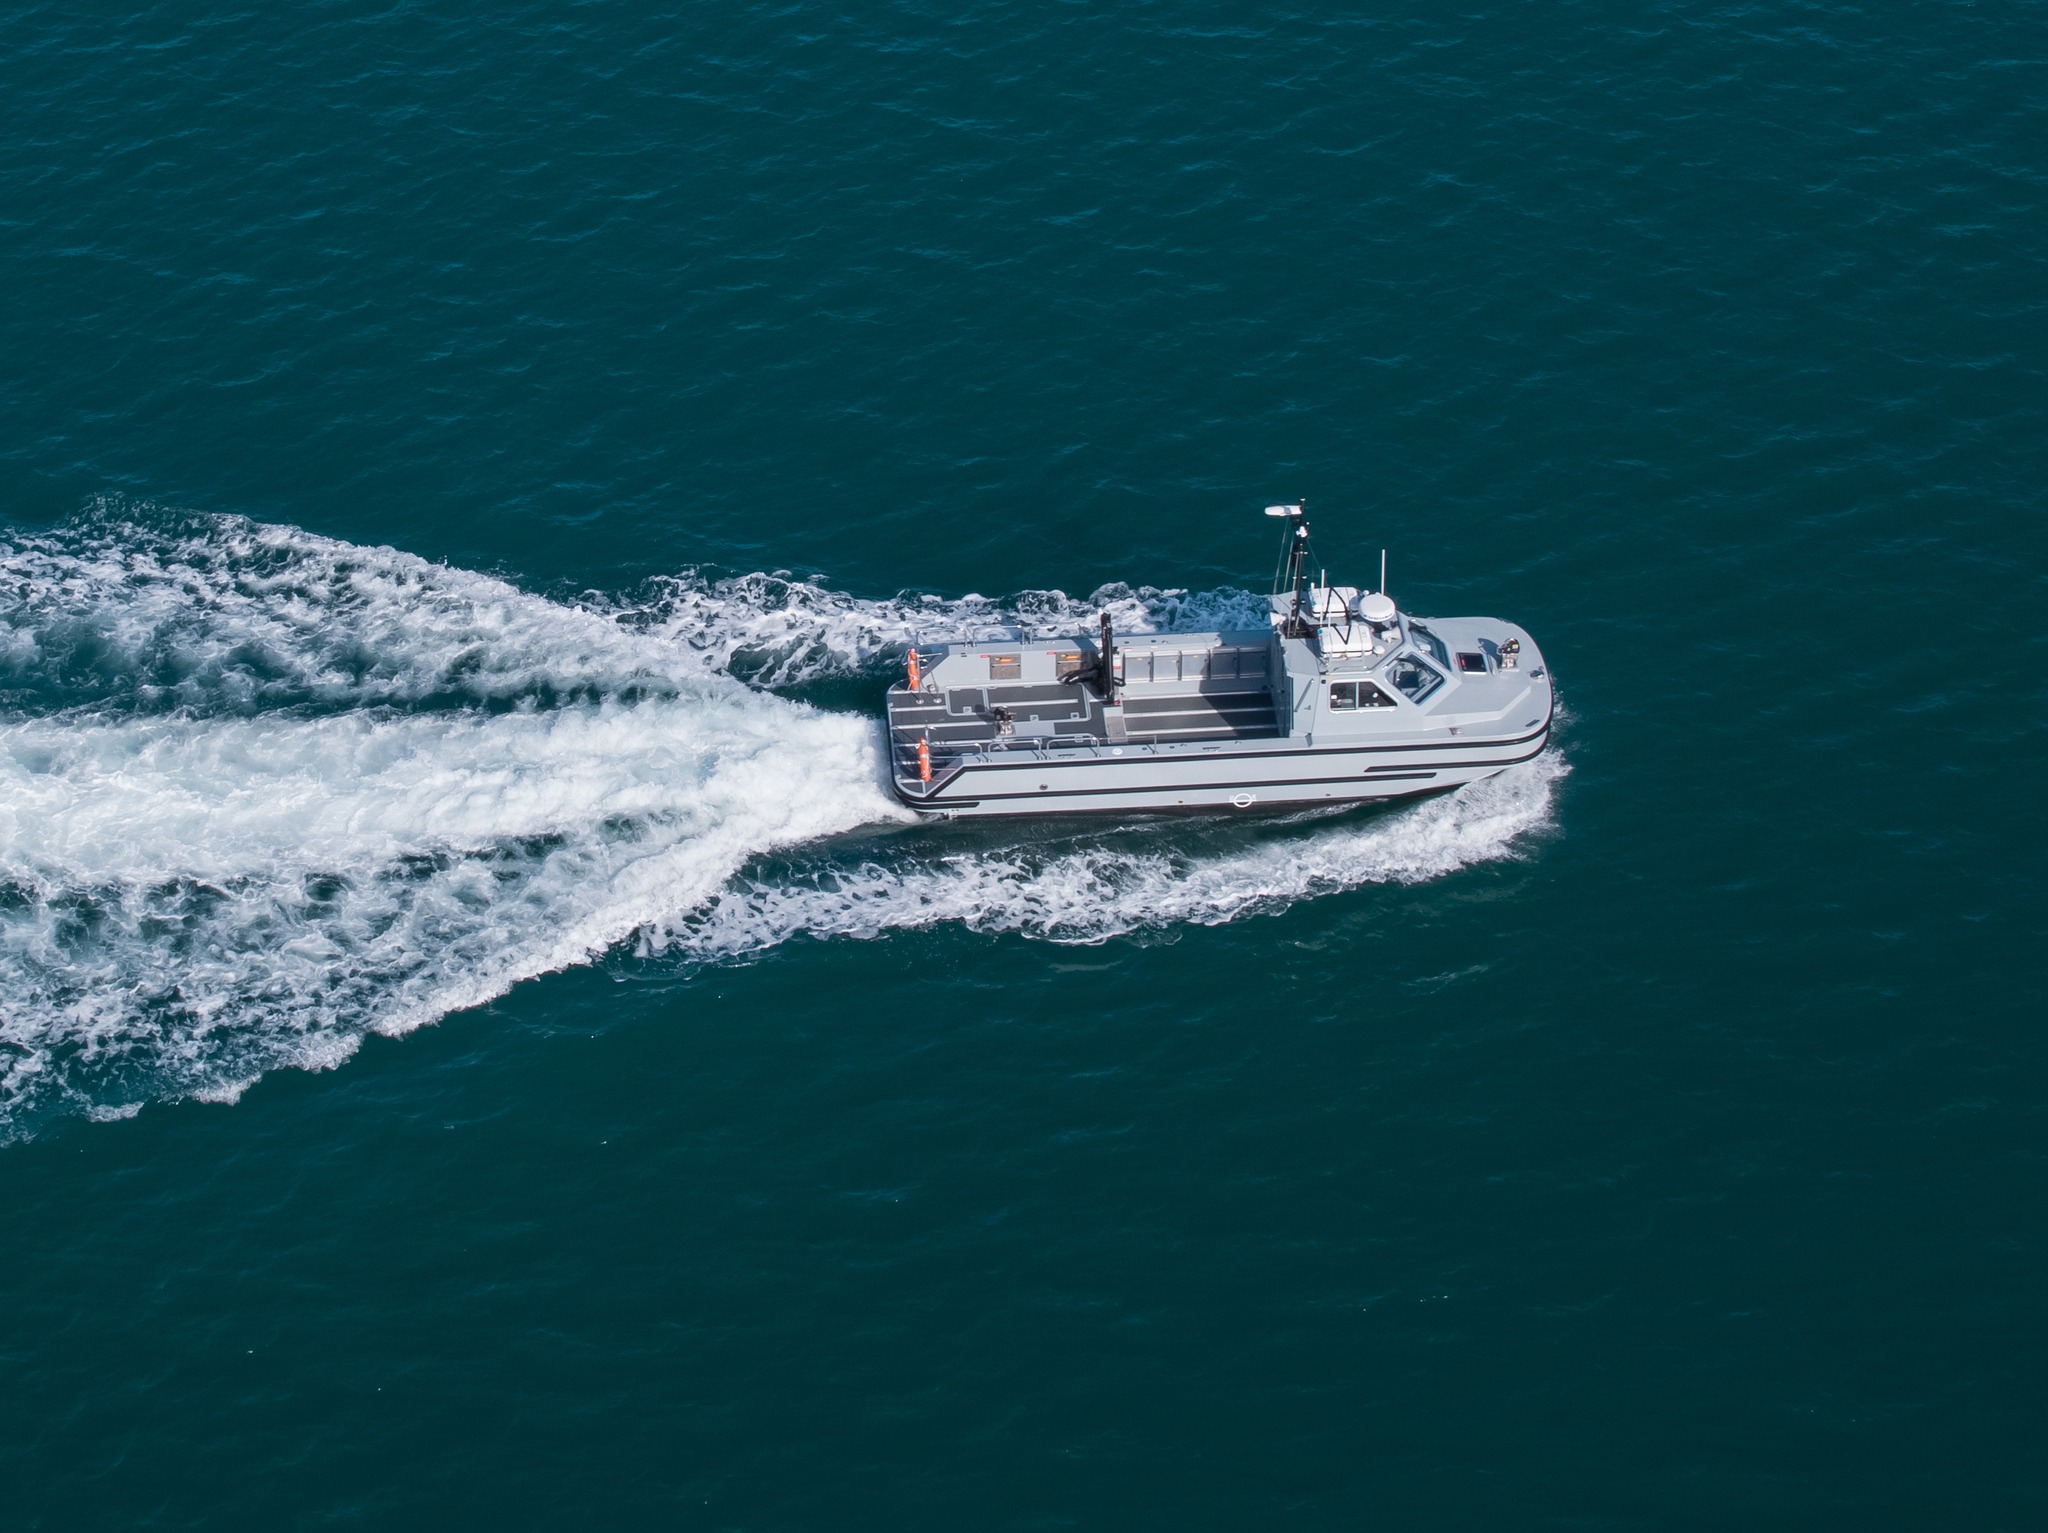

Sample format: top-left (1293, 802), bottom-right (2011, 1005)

top-left (1265, 501), bottom-right (1311, 637)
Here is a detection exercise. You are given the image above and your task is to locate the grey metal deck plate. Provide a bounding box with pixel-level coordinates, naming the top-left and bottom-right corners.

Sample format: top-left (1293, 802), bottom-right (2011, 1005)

top-left (887, 680), bottom-right (1282, 782)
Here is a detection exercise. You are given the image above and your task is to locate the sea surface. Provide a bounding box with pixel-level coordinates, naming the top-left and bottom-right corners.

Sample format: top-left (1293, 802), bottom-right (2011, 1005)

top-left (2, 2), bottom-right (2043, 1527)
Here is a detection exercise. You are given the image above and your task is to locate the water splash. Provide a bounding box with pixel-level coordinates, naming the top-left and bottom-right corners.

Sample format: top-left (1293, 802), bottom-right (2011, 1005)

top-left (656, 751), bottom-right (1568, 962)
top-left (0, 506), bottom-right (1563, 1137)
top-left (0, 502), bottom-right (1273, 707)
top-left (605, 568), bottom-right (1278, 687)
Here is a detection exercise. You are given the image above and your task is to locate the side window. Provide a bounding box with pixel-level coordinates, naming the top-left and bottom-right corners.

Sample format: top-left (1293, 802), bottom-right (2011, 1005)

top-left (988, 654), bottom-right (1021, 681)
top-left (1388, 656), bottom-right (1445, 704)
top-left (1332, 681), bottom-right (1398, 711)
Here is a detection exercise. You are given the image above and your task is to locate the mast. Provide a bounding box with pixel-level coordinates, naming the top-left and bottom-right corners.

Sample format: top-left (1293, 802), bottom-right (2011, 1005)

top-left (1266, 501), bottom-right (1311, 638)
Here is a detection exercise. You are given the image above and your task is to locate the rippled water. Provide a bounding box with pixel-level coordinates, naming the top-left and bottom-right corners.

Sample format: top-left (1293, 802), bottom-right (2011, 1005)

top-left (2, 1), bottom-right (2042, 1526)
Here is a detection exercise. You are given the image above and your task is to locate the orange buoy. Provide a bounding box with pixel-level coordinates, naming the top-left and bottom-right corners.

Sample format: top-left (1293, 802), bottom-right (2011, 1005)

top-left (906, 647), bottom-right (921, 691)
top-left (917, 732), bottom-right (931, 784)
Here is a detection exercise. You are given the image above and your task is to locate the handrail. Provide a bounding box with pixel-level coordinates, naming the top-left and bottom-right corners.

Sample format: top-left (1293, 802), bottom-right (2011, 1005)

top-left (897, 756), bottom-right (974, 797)
top-left (894, 732), bottom-right (1106, 795)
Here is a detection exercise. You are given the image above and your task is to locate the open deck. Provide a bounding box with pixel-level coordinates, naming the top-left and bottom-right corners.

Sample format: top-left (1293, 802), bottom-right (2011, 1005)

top-left (885, 631), bottom-right (1283, 788)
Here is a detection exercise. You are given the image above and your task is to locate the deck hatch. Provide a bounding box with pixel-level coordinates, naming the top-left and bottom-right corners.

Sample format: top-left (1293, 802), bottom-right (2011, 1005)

top-left (1409, 623), bottom-right (1451, 667)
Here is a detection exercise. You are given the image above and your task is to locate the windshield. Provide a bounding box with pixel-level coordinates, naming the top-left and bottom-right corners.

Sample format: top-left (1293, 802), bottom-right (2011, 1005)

top-left (1387, 655), bottom-right (1445, 704)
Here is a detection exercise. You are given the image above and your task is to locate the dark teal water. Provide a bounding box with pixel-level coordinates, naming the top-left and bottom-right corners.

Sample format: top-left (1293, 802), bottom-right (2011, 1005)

top-left (4, 2), bottom-right (2044, 1526)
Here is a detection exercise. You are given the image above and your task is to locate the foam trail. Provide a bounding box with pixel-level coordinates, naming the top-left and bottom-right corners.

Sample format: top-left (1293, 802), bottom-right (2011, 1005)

top-left (1, 505), bottom-right (1563, 1138)
top-left (2, 503), bottom-right (745, 714)
top-left (656, 752), bottom-right (1568, 962)
top-left (0, 507), bottom-right (909, 1135)
top-left (1, 502), bottom-right (1273, 705)
top-left (609, 571), bottom-right (1277, 686)
top-left (0, 695), bottom-right (904, 1127)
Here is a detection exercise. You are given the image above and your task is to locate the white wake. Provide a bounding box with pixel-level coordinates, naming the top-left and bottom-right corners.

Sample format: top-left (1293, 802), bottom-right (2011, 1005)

top-left (655, 752), bottom-right (1567, 960)
top-left (0, 507), bottom-right (1564, 1136)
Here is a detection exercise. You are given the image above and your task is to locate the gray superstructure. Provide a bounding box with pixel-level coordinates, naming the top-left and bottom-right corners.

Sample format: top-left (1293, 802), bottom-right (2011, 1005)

top-left (885, 504), bottom-right (1551, 817)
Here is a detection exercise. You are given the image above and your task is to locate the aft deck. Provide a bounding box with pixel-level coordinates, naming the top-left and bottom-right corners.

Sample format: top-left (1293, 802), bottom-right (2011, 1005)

top-left (885, 632), bottom-right (1284, 789)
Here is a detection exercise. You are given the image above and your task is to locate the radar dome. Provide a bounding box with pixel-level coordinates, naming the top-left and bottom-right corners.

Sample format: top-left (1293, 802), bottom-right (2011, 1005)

top-left (1356, 592), bottom-right (1397, 623)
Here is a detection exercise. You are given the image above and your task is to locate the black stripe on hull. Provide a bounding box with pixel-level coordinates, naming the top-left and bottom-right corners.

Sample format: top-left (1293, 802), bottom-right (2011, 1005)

top-left (910, 779), bottom-right (1460, 818)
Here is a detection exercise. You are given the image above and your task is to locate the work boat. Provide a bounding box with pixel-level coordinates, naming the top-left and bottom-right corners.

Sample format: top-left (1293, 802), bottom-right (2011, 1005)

top-left (885, 504), bottom-right (1552, 817)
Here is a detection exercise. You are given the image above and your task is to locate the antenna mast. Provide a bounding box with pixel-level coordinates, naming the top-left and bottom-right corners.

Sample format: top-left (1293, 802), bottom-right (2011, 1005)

top-left (1265, 501), bottom-right (1311, 637)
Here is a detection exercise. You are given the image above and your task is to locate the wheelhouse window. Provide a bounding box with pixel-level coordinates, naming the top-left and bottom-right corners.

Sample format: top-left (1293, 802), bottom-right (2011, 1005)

top-left (1329, 680), bottom-right (1398, 710)
top-left (1409, 623), bottom-right (1450, 667)
top-left (988, 654), bottom-right (1022, 681)
top-left (1388, 656), bottom-right (1445, 704)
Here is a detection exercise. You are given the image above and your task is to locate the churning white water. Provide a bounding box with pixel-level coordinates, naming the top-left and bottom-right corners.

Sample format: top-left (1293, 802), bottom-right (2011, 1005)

top-left (0, 510), bottom-right (1564, 1134)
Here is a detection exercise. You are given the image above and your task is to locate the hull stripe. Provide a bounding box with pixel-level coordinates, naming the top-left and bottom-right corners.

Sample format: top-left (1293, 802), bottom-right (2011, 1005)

top-left (897, 736), bottom-right (1550, 807)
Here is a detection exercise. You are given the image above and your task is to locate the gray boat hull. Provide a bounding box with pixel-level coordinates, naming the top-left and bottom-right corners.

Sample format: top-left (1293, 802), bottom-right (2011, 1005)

top-left (885, 576), bottom-right (1552, 820)
top-left (889, 719), bottom-right (1549, 817)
